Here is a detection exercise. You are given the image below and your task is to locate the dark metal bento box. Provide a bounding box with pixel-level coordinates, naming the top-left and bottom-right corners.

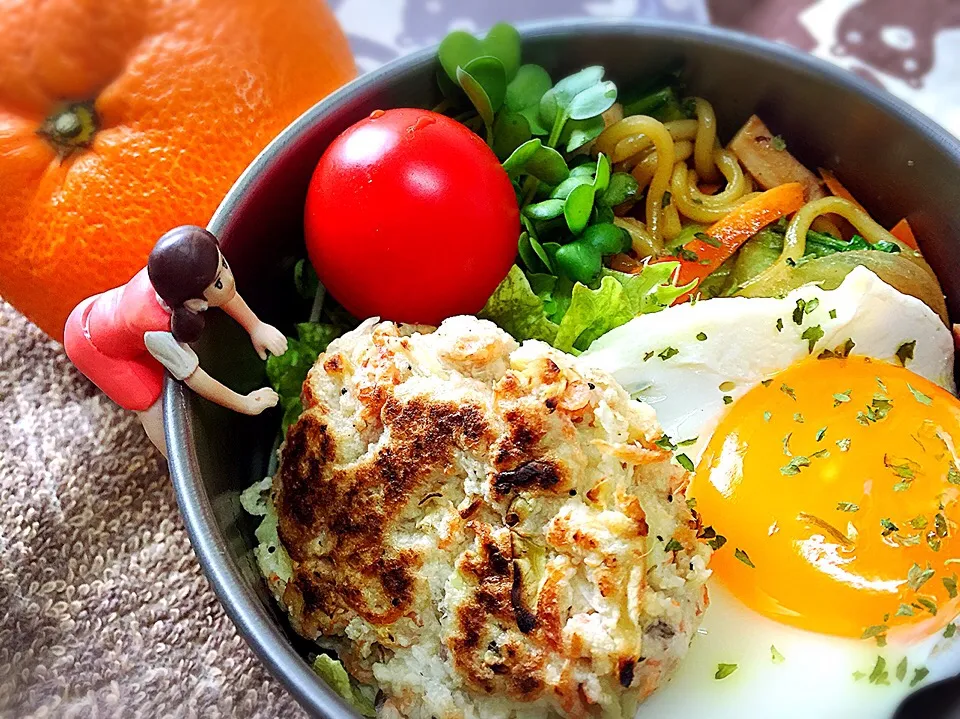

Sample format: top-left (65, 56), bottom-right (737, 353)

top-left (165, 19), bottom-right (960, 719)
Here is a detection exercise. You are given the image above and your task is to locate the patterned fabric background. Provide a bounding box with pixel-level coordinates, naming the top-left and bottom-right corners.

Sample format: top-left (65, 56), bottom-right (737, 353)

top-left (332, 0), bottom-right (960, 136)
top-left (710, 0), bottom-right (960, 136)
top-left (3, 2), bottom-right (959, 718)
top-left (332, 0), bottom-right (709, 71)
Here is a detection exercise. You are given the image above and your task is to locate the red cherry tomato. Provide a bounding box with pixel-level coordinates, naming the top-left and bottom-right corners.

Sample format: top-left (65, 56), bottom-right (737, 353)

top-left (304, 108), bottom-right (519, 325)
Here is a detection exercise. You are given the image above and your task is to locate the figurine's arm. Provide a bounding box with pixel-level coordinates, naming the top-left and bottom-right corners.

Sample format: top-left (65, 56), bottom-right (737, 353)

top-left (144, 331), bottom-right (278, 415)
top-left (220, 294), bottom-right (288, 360)
top-left (182, 367), bottom-right (279, 415)
top-left (144, 331), bottom-right (200, 381)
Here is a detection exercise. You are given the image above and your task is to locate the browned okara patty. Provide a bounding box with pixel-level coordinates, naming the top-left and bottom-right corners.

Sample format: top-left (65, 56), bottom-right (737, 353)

top-left (271, 316), bottom-right (711, 719)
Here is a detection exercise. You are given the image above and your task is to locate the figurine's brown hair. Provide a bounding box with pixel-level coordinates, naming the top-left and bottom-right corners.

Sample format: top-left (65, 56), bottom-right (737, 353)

top-left (147, 226), bottom-right (221, 343)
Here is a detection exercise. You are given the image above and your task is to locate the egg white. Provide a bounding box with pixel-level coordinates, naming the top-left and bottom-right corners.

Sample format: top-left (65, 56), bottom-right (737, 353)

top-left (635, 583), bottom-right (960, 719)
top-left (581, 268), bottom-right (960, 717)
top-left (583, 266), bottom-right (955, 451)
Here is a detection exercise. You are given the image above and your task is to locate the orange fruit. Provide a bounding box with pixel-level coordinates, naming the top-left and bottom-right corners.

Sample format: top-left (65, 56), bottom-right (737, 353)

top-left (0, 0), bottom-right (356, 341)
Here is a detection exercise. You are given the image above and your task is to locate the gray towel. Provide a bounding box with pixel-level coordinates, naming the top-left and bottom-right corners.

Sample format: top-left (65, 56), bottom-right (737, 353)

top-left (0, 300), bottom-right (304, 718)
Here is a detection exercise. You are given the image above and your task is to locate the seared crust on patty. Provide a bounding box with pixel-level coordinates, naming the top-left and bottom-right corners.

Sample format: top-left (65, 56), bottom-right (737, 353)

top-left (279, 394), bottom-right (491, 631)
top-left (272, 316), bottom-right (711, 718)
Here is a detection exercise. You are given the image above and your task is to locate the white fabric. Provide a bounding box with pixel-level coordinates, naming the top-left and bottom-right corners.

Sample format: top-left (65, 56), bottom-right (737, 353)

top-left (143, 331), bottom-right (199, 381)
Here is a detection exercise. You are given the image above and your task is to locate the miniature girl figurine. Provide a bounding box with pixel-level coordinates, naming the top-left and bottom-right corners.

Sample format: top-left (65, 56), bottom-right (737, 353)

top-left (64, 225), bottom-right (288, 456)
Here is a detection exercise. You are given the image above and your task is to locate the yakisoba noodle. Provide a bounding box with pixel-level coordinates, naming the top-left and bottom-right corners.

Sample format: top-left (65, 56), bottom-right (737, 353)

top-left (661, 194), bottom-right (683, 241)
top-left (692, 98), bottom-right (720, 183)
top-left (597, 115), bottom-right (676, 240)
top-left (743, 196), bottom-right (908, 290)
top-left (602, 119), bottom-right (696, 164)
top-left (630, 140), bottom-right (692, 190)
top-left (670, 150), bottom-right (754, 223)
top-left (596, 98), bottom-right (744, 240)
top-left (614, 215), bottom-right (661, 258)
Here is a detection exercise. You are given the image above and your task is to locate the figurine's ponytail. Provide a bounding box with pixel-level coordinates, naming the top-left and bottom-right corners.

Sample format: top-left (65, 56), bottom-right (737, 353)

top-left (148, 226), bottom-right (221, 344)
top-left (169, 306), bottom-right (207, 344)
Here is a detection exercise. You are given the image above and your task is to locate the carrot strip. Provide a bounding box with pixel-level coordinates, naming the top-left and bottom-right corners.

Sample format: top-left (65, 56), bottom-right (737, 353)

top-left (669, 182), bottom-right (806, 291)
top-left (818, 168), bottom-right (865, 211)
top-left (890, 218), bottom-right (919, 250)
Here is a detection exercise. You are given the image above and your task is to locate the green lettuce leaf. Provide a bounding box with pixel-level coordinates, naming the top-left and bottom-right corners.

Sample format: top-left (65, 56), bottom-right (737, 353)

top-left (481, 262), bottom-right (692, 354)
top-left (479, 265), bottom-right (559, 344)
top-left (312, 654), bottom-right (377, 717)
top-left (266, 322), bottom-right (341, 431)
top-left (554, 263), bottom-right (691, 352)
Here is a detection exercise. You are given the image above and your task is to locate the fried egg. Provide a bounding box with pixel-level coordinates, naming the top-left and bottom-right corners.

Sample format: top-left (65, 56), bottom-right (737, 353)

top-left (582, 267), bottom-right (960, 718)
top-left (583, 266), bottom-right (955, 445)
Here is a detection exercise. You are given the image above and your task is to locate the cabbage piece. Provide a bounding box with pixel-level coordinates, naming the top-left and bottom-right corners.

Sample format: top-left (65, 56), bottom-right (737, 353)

top-left (736, 250), bottom-right (948, 324)
top-left (312, 655), bottom-right (377, 717)
top-left (253, 504), bottom-right (293, 587)
top-left (239, 477), bottom-right (272, 516)
top-left (240, 477), bottom-right (293, 589)
top-left (697, 227), bottom-right (947, 323)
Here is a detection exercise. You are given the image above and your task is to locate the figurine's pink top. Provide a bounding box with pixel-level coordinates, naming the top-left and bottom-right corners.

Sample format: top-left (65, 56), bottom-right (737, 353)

top-left (64, 268), bottom-right (172, 411)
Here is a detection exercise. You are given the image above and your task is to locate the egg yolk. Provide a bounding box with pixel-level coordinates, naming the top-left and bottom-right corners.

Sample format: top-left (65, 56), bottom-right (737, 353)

top-left (692, 356), bottom-right (960, 639)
